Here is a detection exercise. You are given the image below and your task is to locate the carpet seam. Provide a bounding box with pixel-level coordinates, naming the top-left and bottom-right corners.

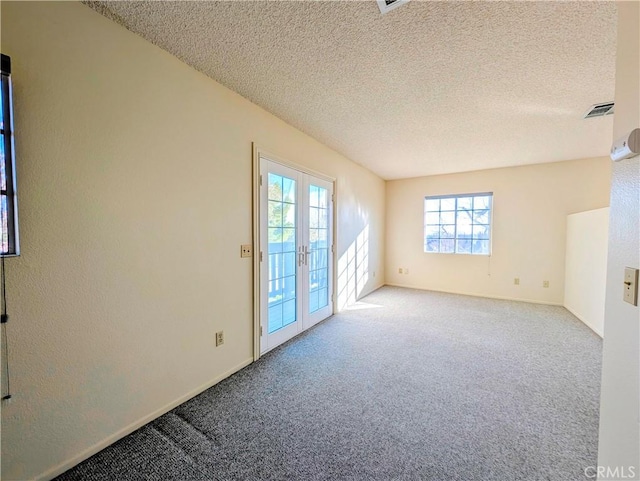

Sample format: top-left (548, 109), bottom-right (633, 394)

top-left (171, 410), bottom-right (223, 448)
top-left (148, 423), bottom-right (213, 480)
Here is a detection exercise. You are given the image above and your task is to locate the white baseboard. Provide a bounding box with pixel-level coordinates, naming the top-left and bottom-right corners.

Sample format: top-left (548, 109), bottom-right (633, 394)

top-left (384, 283), bottom-right (564, 306)
top-left (36, 357), bottom-right (254, 481)
top-left (564, 305), bottom-right (604, 338)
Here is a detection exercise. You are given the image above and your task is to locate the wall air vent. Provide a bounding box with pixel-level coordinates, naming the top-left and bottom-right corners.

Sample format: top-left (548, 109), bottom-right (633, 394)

top-left (583, 102), bottom-right (615, 119)
top-left (377, 0), bottom-right (410, 15)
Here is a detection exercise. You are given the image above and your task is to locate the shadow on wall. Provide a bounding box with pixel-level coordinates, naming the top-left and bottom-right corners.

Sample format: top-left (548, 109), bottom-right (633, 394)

top-left (337, 225), bottom-right (369, 310)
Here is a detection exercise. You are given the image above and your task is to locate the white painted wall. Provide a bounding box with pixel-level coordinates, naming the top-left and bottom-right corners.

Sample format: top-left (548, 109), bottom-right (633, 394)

top-left (0, 2), bottom-right (385, 479)
top-left (385, 158), bottom-right (611, 305)
top-left (564, 208), bottom-right (609, 337)
top-left (597, 2), bottom-right (640, 478)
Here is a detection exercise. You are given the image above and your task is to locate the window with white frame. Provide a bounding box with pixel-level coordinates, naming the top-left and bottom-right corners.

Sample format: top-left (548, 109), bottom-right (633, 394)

top-left (424, 193), bottom-right (492, 255)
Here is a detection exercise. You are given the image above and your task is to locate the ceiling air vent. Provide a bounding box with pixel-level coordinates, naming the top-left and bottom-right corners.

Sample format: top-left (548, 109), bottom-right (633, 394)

top-left (583, 102), bottom-right (615, 119)
top-left (377, 0), bottom-right (410, 15)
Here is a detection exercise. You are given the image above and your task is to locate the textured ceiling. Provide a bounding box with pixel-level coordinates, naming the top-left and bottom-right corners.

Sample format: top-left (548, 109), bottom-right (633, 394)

top-left (85, 1), bottom-right (617, 180)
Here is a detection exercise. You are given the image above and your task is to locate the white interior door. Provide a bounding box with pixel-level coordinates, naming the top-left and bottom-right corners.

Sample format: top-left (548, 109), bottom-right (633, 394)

top-left (259, 158), bottom-right (333, 354)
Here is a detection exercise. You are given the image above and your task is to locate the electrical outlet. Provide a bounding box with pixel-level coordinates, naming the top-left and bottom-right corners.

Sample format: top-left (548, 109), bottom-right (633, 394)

top-left (404, 268), bottom-right (409, 275)
top-left (514, 278), bottom-right (520, 285)
top-left (240, 244), bottom-right (252, 258)
top-left (398, 268), bottom-right (403, 274)
top-left (215, 331), bottom-right (224, 346)
top-left (543, 280), bottom-right (549, 288)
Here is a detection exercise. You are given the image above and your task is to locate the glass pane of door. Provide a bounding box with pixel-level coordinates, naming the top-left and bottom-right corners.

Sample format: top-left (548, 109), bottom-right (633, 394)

top-left (267, 173), bottom-right (297, 333)
top-left (308, 183), bottom-right (330, 314)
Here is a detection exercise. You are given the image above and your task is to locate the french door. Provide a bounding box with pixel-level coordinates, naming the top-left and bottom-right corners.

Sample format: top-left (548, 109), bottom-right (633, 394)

top-left (259, 158), bottom-right (334, 354)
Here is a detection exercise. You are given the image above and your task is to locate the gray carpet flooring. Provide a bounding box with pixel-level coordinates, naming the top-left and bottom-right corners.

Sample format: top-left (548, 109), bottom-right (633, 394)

top-left (56, 286), bottom-right (602, 480)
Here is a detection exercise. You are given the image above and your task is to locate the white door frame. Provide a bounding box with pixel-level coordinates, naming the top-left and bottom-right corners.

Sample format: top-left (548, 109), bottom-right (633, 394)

top-left (252, 144), bottom-right (336, 360)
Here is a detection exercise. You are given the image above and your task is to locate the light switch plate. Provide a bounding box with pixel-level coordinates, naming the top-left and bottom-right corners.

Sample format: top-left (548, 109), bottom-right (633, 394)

top-left (623, 267), bottom-right (639, 306)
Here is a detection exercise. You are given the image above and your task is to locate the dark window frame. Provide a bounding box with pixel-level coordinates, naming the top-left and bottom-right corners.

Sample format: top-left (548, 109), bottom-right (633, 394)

top-left (1, 54), bottom-right (19, 257)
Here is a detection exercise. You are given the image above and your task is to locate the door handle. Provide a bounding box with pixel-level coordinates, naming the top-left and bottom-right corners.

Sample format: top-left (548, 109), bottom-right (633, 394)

top-left (304, 245), bottom-right (310, 266)
top-left (298, 246), bottom-right (311, 266)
